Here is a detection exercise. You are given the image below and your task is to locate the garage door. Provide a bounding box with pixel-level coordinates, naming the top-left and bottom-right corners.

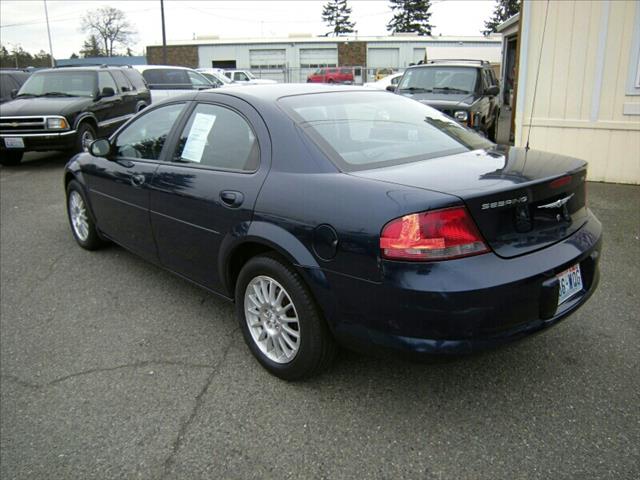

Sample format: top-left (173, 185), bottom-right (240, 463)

top-left (299, 48), bottom-right (338, 83)
top-left (367, 48), bottom-right (400, 69)
top-left (413, 47), bottom-right (428, 64)
top-left (249, 49), bottom-right (286, 82)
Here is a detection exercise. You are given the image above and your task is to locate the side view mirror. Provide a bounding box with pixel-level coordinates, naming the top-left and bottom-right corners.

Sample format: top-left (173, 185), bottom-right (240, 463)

top-left (100, 87), bottom-right (115, 98)
top-left (386, 85), bottom-right (397, 92)
top-left (485, 85), bottom-right (500, 96)
top-left (10, 89), bottom-right (18, 99)
top-left (89, 138), bottom-right (111, 157)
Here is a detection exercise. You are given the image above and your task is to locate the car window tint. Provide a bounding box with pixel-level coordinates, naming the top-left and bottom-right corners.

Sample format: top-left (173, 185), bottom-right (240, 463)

top-left (115, 103), bottom-right (185, 160)
top-left (0, 74), bottom-right (17, 99)
top-left (98, 72), bottom-right (118, 93)
top-left (391, 75), bottom-right (400, 85)
top-left (123, 69), bottom-right (147, 90)
top-left (111, 70), bottom-right (133, 92)
top-left (174, 103), bottom-right (259, 171)
top-left (142, 68), bottom-right (190, 87)
top-left (280, 91), bottom-right (492, 172)
top-left (235, 72), bottom-right (249, 81)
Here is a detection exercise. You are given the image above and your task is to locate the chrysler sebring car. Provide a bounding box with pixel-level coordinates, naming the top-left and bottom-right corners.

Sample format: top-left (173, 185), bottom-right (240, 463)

top-left (63, 85), bottom-right (602, 380)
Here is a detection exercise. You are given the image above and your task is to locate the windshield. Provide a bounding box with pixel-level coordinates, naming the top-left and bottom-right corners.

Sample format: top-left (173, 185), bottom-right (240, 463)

top-left (279, 91), bottom-right (492, 172)
top-left (17, 71), bottom-right (96, 97)
top-left (398, 67), bottom-right (478, 94)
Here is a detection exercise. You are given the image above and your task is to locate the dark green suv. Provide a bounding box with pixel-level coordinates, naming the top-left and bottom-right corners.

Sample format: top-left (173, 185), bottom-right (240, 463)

top-left (392, 60), bottom-right (501, 141)
top-left (0, 65), bottom-right (150, 166)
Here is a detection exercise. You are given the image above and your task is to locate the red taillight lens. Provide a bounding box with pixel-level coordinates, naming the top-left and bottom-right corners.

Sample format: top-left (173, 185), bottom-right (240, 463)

top-left (380, 206), bottom-right (489, 261)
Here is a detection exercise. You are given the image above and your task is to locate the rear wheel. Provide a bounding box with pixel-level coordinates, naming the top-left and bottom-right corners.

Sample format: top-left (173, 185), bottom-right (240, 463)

top-left (0, 151), bottom-right (23, 166)
top-left (236, 254), bottom-right (337, 380)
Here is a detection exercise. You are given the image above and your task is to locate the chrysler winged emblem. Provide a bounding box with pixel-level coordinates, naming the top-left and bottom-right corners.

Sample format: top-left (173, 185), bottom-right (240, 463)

top-left (537, 194), bottom-right (574, 210)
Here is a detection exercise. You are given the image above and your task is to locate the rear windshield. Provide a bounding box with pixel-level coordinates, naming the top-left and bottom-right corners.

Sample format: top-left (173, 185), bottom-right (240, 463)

top-left (279, 91), bottom-right (492, 172)
top-left (142, 68), bottom-right (190, 88)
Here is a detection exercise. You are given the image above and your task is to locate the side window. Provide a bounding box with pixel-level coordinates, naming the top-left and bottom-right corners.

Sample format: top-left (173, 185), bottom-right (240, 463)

top-left (482, 70), bottom-right (492, 90)
top-left (115, 103), bottom-right (185, 160)
top-left (98, 71), bottom-right (118, 94)
top-left (187, 70), bottom-right (211, 87)
top-left (235, 72), bottom-right (249, 82)
top-left (111, 70), bottom-right (133, 92)
top-left (173, 103), bottom-right (259, 172)
top-left (391, 75), bottom-right (400, 85)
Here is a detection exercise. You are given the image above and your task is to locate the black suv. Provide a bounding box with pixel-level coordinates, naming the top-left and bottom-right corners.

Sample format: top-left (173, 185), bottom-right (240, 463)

top-left (0, 65), bottom-right (150, 166)
top-left (0, 69), bottom-right (31, 104)
top-left (392, 60), bottom-right (500, 141)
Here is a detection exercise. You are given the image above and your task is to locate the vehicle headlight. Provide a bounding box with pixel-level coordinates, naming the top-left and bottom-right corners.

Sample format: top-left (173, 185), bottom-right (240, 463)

top-left (46, 117), bottom-right (69, 129)
top-left (454, 111), bottom-right (468, 122)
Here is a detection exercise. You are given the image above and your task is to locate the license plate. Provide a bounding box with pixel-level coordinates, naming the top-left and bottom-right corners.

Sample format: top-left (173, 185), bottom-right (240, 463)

top-left (4, 137), bottom-right (24, 149)
top-left (557, 264), bottom-right (583, 305)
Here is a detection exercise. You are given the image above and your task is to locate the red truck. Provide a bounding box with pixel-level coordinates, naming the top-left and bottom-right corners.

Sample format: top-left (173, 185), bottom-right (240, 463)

top-left (306, 67), bottom-right (354, 84)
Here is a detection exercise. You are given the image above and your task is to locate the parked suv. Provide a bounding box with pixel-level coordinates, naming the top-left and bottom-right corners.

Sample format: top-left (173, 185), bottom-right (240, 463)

top-left (0, 69), bottom-right (31, 104)
top-left (307, 67), bottom-right (354, 84)
top-left (0, 65), bottom-right (150, 166)
top-left (392, 60), bottom-right (500, 141)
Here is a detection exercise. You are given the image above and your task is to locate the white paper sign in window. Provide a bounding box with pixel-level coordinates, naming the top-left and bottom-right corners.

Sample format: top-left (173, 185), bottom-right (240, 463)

top-left (181, 113), bottom-right (217, 163)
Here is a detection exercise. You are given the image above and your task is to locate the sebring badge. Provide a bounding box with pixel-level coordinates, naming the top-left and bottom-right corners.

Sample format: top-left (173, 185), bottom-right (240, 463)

top-left (482, 196), bottom-right (528, 210)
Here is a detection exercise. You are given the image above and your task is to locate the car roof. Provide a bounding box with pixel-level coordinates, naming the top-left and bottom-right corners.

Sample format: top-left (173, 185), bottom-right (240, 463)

top-left (407, 62), bottom-right (484, 69)
top-left (135, 65), bottom-right (197, 72)
top-left (199, 83), bottom-right (387, 102)
top-left (28, 66), bottom-right (131, 74)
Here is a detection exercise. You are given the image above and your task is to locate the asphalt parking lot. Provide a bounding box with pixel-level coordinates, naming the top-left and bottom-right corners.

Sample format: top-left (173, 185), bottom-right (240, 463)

top-left (1, 152), bottom-right (639, 480)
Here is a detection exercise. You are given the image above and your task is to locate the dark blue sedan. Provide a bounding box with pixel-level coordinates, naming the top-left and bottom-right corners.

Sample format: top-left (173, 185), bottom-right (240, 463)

top-left (64, 85), bottom-right (602, 380)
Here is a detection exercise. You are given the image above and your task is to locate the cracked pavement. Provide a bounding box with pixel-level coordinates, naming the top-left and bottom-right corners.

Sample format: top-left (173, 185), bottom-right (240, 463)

top-left (1, 152), bottom-right (639, 479)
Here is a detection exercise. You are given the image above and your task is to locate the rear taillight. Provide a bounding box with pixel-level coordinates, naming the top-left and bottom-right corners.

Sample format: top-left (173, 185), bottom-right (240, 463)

top-left (380, 206), bottom-right (489, 261)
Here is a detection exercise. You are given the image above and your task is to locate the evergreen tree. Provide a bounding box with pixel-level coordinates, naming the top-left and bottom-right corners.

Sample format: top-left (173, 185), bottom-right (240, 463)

top-left (387, 0), bottom-right (434, 36)
top-left (322, 0), bottom-right (355, 37)
top-left (483, 0), bottom-right (520, 36)
top-left (80, 34), bottom-right (104, 58)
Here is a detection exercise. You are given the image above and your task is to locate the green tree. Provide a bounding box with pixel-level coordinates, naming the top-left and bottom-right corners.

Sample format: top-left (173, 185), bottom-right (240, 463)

top-left (322, 0), bottom-right (355, 36)
top-left (0, 44), bottom-right (52, 68)
top-left (80, 34), bottom-right (104, 58)
top-left (387, 0), bottom-right (434, 36)
top-left (81, 6), bottom-right (136, 56)
top-left (483, 0), bottom-right (520, 35)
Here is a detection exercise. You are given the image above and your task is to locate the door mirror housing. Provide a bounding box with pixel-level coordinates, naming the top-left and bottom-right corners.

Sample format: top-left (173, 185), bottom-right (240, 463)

top-left (386, 85), bottom-right (397, 92)
top-left (99, 87), bottom-right (116, 99)
top-left (485, 85), bottom-right (500, 96)
top-left (89, 138), bottom-right (111, 157)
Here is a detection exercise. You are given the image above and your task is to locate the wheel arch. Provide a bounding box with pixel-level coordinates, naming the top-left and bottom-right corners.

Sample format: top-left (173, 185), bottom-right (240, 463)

top-left (73, 113), bottom-right (98, 132)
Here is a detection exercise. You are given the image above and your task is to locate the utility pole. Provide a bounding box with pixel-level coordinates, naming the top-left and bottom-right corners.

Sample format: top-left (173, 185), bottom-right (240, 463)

top-left (43, 0), bottom-right (55, 67)
top-left (160, 0), bottom-right (167, 64)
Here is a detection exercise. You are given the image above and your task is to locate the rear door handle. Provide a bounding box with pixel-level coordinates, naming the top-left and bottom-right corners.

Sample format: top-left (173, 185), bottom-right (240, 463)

top-left (220, 190), bottom-right (244, 208)
top-left (131, 174), bottom-right (146, 187)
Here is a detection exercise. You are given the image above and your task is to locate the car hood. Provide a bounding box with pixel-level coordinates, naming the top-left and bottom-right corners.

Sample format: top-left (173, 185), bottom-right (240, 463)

top-left (398, 91), bottom-right (479, 109)
top-left (247, 79), bottom-right (278, 85)
top-left (0, 96), bottom-right (93, 117)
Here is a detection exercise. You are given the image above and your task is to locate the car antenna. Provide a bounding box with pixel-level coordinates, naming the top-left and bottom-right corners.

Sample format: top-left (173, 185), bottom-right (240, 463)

top-left (525, 0), bottom-right (550, 151)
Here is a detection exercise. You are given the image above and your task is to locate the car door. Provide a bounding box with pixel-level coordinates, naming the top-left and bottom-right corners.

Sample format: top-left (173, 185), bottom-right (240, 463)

top-left (148, 96), bottom-right (271, 293)
top-left (93, 71), bottom-right (127, 135)
top-left (82, 102), bottom-right (187, 263)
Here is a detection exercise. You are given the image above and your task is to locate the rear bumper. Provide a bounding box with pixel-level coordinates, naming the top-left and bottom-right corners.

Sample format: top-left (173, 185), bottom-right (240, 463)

top-left (307, 210), bottom-right (603, 356)
top-left (0, 130), bottom-right (77, 152)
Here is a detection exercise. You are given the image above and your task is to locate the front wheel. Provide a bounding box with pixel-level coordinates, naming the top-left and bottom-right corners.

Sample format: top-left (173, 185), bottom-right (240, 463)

top-left (487, 112), bottom-right (498, 142)
top-left (74, 123), bottom-right (96, 154)
top-left (0, 151), bottom-right (23, 166)
top-left (66, 179), bottom-right (106, 250)
top-left (236, 254), bottom-right (337, 380)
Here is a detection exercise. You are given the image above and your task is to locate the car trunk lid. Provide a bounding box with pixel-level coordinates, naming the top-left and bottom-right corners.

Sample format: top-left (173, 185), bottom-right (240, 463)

top-left (351, 147), bottom-right (589, 258)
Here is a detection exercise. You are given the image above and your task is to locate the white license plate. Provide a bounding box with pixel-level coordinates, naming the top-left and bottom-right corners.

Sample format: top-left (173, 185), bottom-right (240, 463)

top-left (557, 264), bottom-right (583, 305)
top-left (4, 137), bottom-right (24, 149)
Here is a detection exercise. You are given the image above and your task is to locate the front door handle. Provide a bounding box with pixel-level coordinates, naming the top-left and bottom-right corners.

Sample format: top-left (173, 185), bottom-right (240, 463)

top-left (220, 190), bottom-right (244, 208)
top-left (131, 174), bottom-right (146, 187)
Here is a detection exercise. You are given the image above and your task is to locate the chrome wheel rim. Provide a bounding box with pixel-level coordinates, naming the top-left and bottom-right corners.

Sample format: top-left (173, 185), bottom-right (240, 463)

top-left (81, 129), bottom-right (94, 152)
top-left (69, 190), bottom-right (89, 241)
top-left (244, 275), bottom-right (300, 364)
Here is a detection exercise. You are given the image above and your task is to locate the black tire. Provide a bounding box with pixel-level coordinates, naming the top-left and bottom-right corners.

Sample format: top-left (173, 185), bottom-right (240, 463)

top-left (487, 112), bottom-right (498, 142)
top-left (0, 151), bottom-right (23, 166)
top-left (235, 253), bottom-right (337, 380)
top-left (66, 179), bottom-right (106, 250)
top-left (74, 122), bottom-right (96, 154)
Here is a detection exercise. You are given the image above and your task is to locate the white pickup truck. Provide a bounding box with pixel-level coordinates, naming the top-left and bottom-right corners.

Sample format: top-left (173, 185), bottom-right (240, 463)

top-left (223, 70), bottom-right (278, 85)
top-left (134, 65), bottom-right (215, 102)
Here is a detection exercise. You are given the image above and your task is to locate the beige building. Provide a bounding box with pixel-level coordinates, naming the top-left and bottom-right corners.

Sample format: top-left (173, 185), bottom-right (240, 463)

top-left (514, 0), bottom-right (640, 184)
